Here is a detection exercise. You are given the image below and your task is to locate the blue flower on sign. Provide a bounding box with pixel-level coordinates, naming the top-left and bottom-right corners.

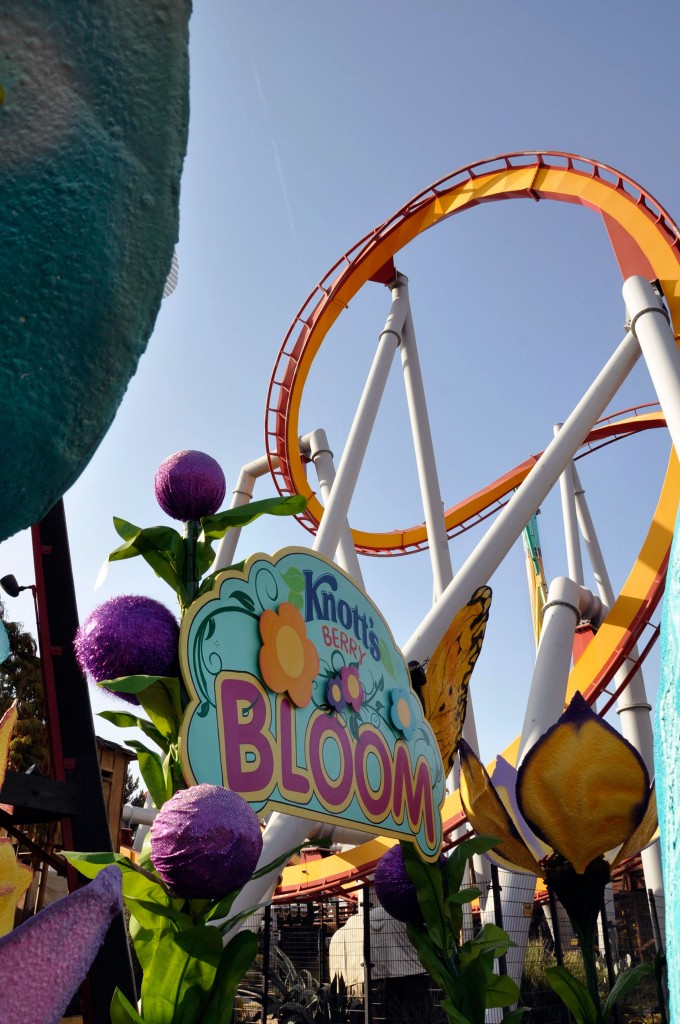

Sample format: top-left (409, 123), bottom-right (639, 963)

top-left (388, 688), bottom-right (421, 740)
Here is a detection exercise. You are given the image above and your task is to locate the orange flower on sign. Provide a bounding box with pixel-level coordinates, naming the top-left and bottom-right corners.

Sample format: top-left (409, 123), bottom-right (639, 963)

top-left (258, 602), bottom-right (319, 708)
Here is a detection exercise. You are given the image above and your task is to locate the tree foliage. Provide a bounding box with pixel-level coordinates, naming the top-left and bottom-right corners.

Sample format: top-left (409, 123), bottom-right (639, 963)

top-left (0, 600), bottom-right (49, 773)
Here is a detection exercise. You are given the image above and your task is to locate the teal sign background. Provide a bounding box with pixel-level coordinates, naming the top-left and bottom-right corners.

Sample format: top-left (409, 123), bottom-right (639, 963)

top-left (180, 548), bottom-right (445, 860)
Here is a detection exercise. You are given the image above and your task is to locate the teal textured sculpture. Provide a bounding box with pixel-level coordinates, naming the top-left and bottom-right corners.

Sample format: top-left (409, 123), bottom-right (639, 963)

top-left (0, 2), bottom-right (191, 540)
top-left (655, 503), bottom-right (680, 1019)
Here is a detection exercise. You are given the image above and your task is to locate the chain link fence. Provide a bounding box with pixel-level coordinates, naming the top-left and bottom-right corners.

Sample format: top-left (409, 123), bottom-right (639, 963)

top-left (234, 870), bottom-right (665, 1024)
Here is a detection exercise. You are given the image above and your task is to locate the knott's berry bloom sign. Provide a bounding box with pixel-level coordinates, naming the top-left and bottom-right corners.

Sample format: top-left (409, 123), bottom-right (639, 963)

top-left (179, 548), bottom-right (445, 860)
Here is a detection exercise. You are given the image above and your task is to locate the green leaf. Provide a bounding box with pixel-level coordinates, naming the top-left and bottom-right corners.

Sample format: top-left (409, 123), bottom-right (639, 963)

top-left (217, 901), bottom-right (271, 935)
top-left (110, 987), bottom-right (145, 1024)
top-left (195, 493), bottom-right (309, 581)
top-left (602, 962), bottom-right (654, 1023)
top-left (458, 956), bottom-right (490, 1024)
top-left (196, 561), bottom-right (245, 598)
top-left (444, 834), bottom-right (499, 894)
top-left (97, 710), bottom-right (140, 729)
top-left (446, 887), bottom-right (480, 905)
top-left (202, 890), bottom-right (239, 923)
top-left (100, 674), bottom-right (179, 696)
top-left (281, 566), bottom-right (305, 592)
top-left (136, 747), bottom-right (172, 809)
top-left (460, 924), bottom-right (517, 964)
top-left (98, 708), bottom-right (169, 755)
top-left (545, 966), bottom-right (598, 1024)
top-left (484, 971), bottom-right (521, 1009)
top-left (200, 495), bottom-right (307, 539)
top-left (142, 926), bottom-right (223, 1024)
top-left (202, 930), bottom-right (259, 1024)
top-left (440, 999), bottom-right (473, 1024)
top-left (64, 852), bottom-right (169, 903)
top-left (405, 924), bottom-right (454, 993)
top-left (125, 896), bottom-right (192, 932)
top-left (402, 842), bottom-right (446, 951)
top-left (129, 918), bottom-right (164, 973)
top-left (378, 638), bottom-right (397, 679)
top-left (109, 519), bottom-right (188, 601)
top-left (249, 840), bottom-right (321, 881)
top-left (136, 676), bottom-right (184, 744)
top-left (502, 1008), bottom-right (529, 1024)
top-left (136, 718), bottom-right (171, 755)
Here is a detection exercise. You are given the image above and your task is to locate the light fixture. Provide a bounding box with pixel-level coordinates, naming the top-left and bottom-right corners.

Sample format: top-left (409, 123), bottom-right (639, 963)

top-left (0, 575), bottom-right (33, 599)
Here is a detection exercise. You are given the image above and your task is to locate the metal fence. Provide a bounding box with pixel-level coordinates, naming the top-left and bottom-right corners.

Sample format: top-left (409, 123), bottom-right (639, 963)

top-left (234, 874), bottom-right (665, 1024)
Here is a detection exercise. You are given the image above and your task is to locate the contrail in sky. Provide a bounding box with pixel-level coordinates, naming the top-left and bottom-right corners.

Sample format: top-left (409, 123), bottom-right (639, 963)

top-left (251, 60), bottom-right (307, 285)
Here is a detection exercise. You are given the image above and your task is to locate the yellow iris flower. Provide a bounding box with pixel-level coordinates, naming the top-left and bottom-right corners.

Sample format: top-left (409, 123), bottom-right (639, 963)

top-left (459, 692), bottom-right (657, 878)
top-left (0, 702), bottom-right (17, 789)
top-left (0, 702), bottom-right (34, 936)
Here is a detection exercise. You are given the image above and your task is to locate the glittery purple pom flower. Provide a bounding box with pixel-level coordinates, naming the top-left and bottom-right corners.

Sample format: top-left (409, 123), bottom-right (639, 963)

top-left (374, 845), bottom-right (424, 924)
top-left (154, 450), bottom-right (226, 521)
top-left (74, 595), bottom-right (180, 705)
top-left (150, 785), bottom-right (263, 898)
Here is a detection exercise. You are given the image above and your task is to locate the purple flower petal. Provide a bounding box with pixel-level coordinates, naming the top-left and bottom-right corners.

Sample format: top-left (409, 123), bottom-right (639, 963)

top-left (150, 785), bottom-right (263, 898)
top-left (0, 865), bottom-right (123, 1024)
top-left (154, 450), bottom-right (226, 521)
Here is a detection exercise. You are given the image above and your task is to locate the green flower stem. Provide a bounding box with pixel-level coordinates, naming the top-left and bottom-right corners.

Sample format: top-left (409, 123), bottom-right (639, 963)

top-left (575, 923), bottom-right (601, 1015)
top-left (183, 520), bottom-right (199, 607)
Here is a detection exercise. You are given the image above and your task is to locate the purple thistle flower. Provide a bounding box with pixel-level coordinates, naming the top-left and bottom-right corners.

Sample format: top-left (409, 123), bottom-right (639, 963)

top-left (74, 595), bottom-right (179, 705)
top-left (154, 450), bottom-right (226, 521)
top-left (374, 845), bottom-right (424, 924)
top-left (150, 785), bottom-right (263, 899)
top-left (0, 865), bottom-right (123, 1024)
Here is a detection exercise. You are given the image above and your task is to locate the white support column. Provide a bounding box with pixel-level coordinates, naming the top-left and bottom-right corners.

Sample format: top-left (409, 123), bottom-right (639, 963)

top-left (571, 463), bottom-right (612, 614)
top-left (553, 424), bottom-right (584, 586)
top-left (213, 455), bottom-right (274, 571)
top-left (623, 276), bottom-right (680, 455)
top-left (301, 429), bottom-right (364, 585)
top-left (519, 577), bottom-right (600, 762)
top-left (403, 327), bottom-right (642, 665)
top-left (398, 274), bottom-right (454, 596)
top-left (314, 279), bottom-right (407, 557)
top-left (224, 282), bottom-right (407, 931)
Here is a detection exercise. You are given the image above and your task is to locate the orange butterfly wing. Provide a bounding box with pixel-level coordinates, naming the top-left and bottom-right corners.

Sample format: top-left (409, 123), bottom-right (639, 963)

top-left (421, 586), bottom-right (492, 774)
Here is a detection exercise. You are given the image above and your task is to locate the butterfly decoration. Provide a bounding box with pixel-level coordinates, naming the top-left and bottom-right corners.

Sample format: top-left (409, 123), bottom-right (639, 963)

top-left (419, 586), bottom-right (492, 774)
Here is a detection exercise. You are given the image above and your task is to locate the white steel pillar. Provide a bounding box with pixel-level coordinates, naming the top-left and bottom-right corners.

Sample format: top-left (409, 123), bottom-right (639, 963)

top-left (213, 454), bottom-right (274, 571)
top-left (224, 282), bottom-right (408, 931)
top-left (623, 276), bottom-right (680, 456)
top-left (314, 279), bottom-right (407, 557)
top-left (398, 274), bottom-right (454, 596)
top-left (553, 424), bottom-right (585, 586)
top-left (302, 429), bottom-right (364, 585)
top-left (518, 577), bottom-right (600, 763)
top-left (394, 275), bottom-right (491, 902)
top-left (404, 327), bottom-right (642, 665)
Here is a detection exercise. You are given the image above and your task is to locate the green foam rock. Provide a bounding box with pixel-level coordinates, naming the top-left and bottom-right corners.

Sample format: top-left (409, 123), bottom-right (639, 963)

top-left (0, 2), bottom-right (191, 540)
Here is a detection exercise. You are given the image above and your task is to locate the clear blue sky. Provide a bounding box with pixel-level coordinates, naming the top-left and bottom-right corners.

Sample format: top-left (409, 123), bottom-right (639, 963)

top-left (1, 0), bottom-right (679, 764)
